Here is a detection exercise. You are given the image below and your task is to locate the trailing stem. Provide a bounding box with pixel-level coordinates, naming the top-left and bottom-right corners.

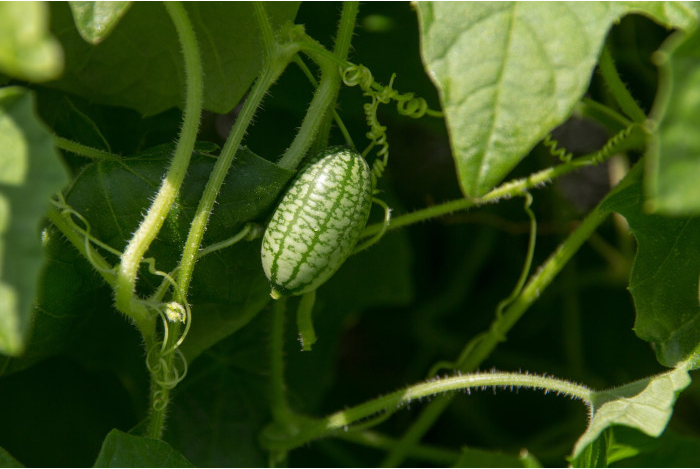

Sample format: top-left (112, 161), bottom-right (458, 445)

top-left (361, 122), bottom-right (644, 238)
top-left (381, 200), bottom-right (611, 467)
top-left (261, 370), bottom-right (592, 451)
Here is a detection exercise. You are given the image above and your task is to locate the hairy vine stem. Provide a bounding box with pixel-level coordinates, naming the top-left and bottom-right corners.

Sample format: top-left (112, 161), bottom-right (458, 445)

top-left (114, 1), bottom-right (203, 338)
top-left (174, 5), bottom-right (298, 303)
top-left (381, 194), bottom-right (613, 467)
top-left (262, 370), bottom-right (592, 451)
top-left (311, 1), bottom-right (359, 155)
top-left (277, 35), bottom-right (339, 170)
top-left (361, 122), bottom-right (643, 239)
top-left (137, 1), bottom-right (204, 439)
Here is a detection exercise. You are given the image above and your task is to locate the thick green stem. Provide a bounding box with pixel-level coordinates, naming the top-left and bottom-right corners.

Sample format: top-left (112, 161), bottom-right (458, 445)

top-left (293, 56), bottom-right (354, 147)
top-left (312, 1), bottom-right (359, 153)
top-left (277, 1), bottom-right (359, 170)
top-left (277, 47), bottom-right (337, 169)
top-left (262, 371), bottom-right (592, 451)
top-left (114, 1), bottom-right (203, 333)
top-left (137, 1), bottom-right (203, 439)
top-left (174, 47), bottom-right (296, 302)
top-left (381, 204), bottom-right (610, 467)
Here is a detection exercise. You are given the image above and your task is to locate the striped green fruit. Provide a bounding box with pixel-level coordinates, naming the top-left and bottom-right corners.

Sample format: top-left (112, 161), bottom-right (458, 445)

top-left (261, 146), bottom-right (372, 298)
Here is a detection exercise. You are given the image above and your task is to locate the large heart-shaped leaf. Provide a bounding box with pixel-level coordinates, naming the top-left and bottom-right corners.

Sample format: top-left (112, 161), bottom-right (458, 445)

top-left (416, 2), bottom-right (698, 197)
top-left (49, 2), bottom-right (299, 115)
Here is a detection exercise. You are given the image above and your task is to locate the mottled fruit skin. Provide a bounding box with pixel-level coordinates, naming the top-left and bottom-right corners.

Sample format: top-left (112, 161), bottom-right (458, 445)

top-left (261, 147), bottom-right (372, 298)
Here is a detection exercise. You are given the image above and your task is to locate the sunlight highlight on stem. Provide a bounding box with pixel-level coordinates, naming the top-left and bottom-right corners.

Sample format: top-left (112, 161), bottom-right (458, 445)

top-left (174, 13), bottom-right (298, 302)
top-left (262, 371), bottom-right (592, 451)
top-left (381, 202), bottom-right (611, 467)
top-left (114, 1), bottom-right (203, 337)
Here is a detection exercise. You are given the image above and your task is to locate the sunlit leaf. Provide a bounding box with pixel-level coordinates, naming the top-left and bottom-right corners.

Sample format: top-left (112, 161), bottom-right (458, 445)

top-left (68, 2), bottom-right (132, 44)
top-left (416, 2), bottom-right (697, 197)
top-left (571, 362), bottom-right (692, 461)
top-left (0, 2), bottom-right (63, 82)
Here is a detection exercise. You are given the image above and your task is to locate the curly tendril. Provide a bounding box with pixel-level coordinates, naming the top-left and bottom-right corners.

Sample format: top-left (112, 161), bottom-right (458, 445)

top-left (341, 63), bottom-right (440, 186)
top-left (50, 194), bottom-right (191, 411)
top-left (543, 133), bottom-right (574, 163)
top-left (543, 123), bottom-right (640, 165)
top-left (146, 340), bottom-right (188, 390)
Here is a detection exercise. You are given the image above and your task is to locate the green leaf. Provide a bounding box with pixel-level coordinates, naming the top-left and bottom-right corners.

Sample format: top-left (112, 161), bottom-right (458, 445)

top-left (601, 164), bottom-right (700, 367)
top-left (646, 26), bottom-right (700, 215)
top-left (624, 1), bottom-right (700, 32)
top-left (571, 363), bottom-right (692, 461)
top-left (94, 429), bottom-right (193, 468)
top-left (0, 226), bottom-right (110, 376)
top-left (572, 426), bottom-right (700, 467)
top-left (0, 87), bottom-right (68, 356)
top-left (0, 446), bottom-right (23, 468)
top-left (0, 357), bottom-right (138, 467)
top-left (164, 312), bottom-right (272, 467)
top-left (416, 3), bottom-right (697, 197)
top-left (49, 2), bottom-right (299, 116)
top-left (609, 428), bottom-right (700, 467)
top-left (68, 2), bottom-right (132, 44)
top-left (0, 2), bottom-right (63, 82)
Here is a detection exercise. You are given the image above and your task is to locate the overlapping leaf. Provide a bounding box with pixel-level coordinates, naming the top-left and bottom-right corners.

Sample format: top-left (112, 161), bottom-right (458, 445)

top-left (0, 2), bottom-right (63, 82)
top-left (94, 429), bottom-right (193, 468)
top-left (60, 144), bottom-right (294, 363)
top-left (68, 2), bottom-right (132, 44)
top-left (572, 362), bottom-right (692, 463)
top-left (601, 164), bottom-right (700, 367)
top-left (647, 25), bottom-right (700, 214)
top-left (0, 446), bottom-right (22, 468)
top-left (0, 87), bottom-right (68, 356)
top-left (48, 2), bottom-right (299, 115)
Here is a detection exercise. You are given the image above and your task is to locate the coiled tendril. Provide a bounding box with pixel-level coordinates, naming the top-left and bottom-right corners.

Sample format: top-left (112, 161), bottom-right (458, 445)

top-left (51, 194), bottom-right (191, 408)
top-left (543, 134), bottom-right (573, 163)
top-left (542, 123), bottom-right (640, 165)
top-left (341, 63), bottom-right (440, 188)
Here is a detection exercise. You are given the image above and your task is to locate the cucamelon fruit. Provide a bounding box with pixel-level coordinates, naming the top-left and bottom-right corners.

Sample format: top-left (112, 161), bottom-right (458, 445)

top-left (261, 146), bottom-right (372, 298)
